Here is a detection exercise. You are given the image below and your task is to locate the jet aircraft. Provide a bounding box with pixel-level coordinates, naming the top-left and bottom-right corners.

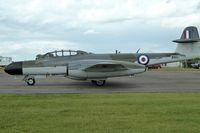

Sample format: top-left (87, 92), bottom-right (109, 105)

top-left (4, 26), bottom-right (200, 86)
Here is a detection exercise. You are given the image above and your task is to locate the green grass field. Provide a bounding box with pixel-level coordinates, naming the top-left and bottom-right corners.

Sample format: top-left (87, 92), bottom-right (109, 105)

top-left (0, 67), bottom-right (3, 73)
top-left (0, 93), bottom-right (200, 133)
top-left (155, 67), bottom-right (200, 71)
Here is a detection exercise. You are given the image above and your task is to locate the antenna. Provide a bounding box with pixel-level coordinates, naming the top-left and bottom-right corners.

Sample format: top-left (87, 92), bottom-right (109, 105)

top-left (136, 48), bottom-right (140, 53)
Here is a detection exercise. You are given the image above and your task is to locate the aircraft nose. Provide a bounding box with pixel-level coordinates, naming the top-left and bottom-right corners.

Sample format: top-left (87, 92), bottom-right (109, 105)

top-left (4, 62), bottom-right (23, 75)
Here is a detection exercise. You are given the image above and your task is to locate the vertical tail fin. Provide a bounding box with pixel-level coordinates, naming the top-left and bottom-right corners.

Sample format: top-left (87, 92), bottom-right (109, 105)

top-left (174, 26), bottom-right (200, 57)
top-left (173, 26), bottom-right (200, 43)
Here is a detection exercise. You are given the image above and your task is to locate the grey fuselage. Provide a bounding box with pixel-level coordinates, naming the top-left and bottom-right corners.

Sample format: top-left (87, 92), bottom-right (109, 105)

top-left (5, 52), bottom-right (143, 80)
top-left (5, 51), bottom-right (178, 80)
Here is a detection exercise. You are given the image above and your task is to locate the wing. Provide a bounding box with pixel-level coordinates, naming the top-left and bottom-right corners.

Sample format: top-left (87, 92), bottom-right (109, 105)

top-left (68, 60), bottom-right (145, 79)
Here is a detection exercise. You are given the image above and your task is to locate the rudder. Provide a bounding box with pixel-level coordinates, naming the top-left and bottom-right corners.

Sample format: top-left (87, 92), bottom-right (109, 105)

top-left (174, 26), bottom-right (200, 57)
top-left (173, 26), bottom-right (200, 43)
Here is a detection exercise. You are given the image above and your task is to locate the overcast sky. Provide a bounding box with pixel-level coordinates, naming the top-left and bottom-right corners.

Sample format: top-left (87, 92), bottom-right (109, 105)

top-left (0, 0), bottom-right (200, 61)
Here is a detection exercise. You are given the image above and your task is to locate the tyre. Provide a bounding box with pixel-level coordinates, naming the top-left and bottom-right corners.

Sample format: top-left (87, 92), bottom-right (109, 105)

top-left (27, 78), bottom-right (35, 86)
top-left (91, 80), bottom-right (106, 86)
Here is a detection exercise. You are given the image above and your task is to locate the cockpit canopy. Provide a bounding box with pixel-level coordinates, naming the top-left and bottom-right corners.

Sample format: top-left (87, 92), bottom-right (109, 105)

top-left (36, 50), bottom-right (92, 60)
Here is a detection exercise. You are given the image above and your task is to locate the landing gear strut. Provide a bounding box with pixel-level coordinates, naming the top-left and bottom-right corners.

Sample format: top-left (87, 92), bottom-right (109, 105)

top-left (91, 80), bottom-right (106, 86)
top-left (23, 75), bottom-right (36, 86)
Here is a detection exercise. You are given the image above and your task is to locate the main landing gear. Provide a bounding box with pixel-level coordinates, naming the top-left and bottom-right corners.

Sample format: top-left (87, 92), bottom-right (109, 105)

top-left (91, 80), bottom-right (106, 86)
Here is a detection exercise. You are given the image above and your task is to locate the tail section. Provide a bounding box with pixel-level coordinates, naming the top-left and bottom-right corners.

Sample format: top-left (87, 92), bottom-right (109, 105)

top-left (173, 26), bottom-right (200, 43)
top-left (144, 26), bottom-right (200, 65)
top-left (174, 26), bottom-right (200, 57)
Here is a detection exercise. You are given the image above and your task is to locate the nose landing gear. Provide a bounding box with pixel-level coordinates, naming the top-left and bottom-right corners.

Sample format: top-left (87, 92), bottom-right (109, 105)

top-left (23, 75), bottom-right (36, 86)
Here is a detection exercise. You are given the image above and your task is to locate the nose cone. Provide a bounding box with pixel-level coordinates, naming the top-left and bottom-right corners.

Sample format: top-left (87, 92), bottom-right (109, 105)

top-left (4, 62), bottom-right (23, 75)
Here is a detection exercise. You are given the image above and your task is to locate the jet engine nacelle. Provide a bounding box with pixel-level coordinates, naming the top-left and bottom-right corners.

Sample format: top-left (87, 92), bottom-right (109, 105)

top-left (68, 68), bottom-right (146, 80)
top-left (68, 70), bottom-right (87, 80)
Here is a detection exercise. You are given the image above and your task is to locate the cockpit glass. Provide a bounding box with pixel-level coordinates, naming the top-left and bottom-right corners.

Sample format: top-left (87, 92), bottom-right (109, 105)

top-left (36, 50), bottom-right (92, 60)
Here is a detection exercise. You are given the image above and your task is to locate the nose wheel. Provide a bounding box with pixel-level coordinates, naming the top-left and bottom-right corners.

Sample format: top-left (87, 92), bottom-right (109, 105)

top-left (27, 78), bottom-right (35, 86)
top-left (23, 75), bottom-right (36, 86)
top-left (91, 80), bottom-right (106, 86)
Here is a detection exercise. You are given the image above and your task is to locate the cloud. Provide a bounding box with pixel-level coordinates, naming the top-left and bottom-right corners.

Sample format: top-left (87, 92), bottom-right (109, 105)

top-left (0, 40), bottom-right (79, 61)
top-left (1, 0), bottom-right (199, 30)
top-left (1, 0), bottom-right (199, 26)
top-left (83, 29), bottom-right (99, 35)
top-left (162, 14), bottom-right (200, 28)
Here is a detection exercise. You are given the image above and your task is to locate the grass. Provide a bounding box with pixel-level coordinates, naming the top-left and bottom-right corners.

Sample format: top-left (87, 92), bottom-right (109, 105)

top-left (0, 67), bottom-right (3, 73)
top-left (0, 93), bottom-right (200, 133)
top-left (154, 67), bottom-right (200, 71)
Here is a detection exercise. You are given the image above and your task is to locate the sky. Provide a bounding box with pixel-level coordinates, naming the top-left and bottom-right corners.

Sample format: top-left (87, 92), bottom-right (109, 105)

top-left (0, 0), bottom-right (200, 61)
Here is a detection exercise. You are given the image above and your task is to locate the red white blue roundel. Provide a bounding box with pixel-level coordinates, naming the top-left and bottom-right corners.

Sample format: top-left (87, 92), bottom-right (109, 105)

top-left (138, 54), bottom-right (149, 65)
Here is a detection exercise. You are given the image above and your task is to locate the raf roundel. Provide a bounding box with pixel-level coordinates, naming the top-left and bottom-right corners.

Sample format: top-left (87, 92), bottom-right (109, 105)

top-left (138, 54), bottom-right (150, 65)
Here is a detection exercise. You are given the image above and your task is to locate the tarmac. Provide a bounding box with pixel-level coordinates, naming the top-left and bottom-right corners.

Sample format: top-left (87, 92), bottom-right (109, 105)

top-left (0, 70), bottom-right (200, 94)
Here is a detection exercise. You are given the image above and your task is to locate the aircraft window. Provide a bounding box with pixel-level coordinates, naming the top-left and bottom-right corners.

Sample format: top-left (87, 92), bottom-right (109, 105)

top-left (55, 51), bottom-right (63, 57)
top-left (36, 50), bottom-right (92, 60)
top-left (46, 53), bottom-right (54, 57)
